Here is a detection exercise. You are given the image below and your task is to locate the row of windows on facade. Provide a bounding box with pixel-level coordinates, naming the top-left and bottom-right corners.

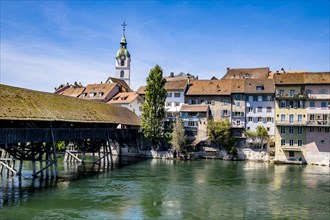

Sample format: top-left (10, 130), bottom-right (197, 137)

top-left (247, 117), bottom-right (274, 123)
top-left (247, 106), bottom-right (273, 113)
top-left (279, 100), bottom-right (330, 109)
top-left (279, 114), bottom-right (329, 122)
top-left (187, 95), bottom-right (274, 105)
top-left (281, 139), bottom-right (327, 147)
top-left (280, 126), bottom-right (329, 134)
top-left (167, 92), bottom-right (181, 98)
top-left (278, 89), bottom-right (328, 96)
top-left (281, 139), bottom-right (304, 147)
top-left (81, 92), bottom-right (104, 98)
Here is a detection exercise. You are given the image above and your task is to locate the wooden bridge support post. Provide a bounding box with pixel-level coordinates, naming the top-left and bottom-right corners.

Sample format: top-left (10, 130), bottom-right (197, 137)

top-left (107, 139), bottom-right (114, 170)
top-left (50, 127), bottom-right (58, 177)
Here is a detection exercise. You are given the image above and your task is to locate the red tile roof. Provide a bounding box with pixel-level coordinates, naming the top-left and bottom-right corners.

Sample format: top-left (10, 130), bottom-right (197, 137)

top-left (108, 92), bottom-right (142, 104)
top-left (222, 67), bottom-right (270, 79)
top-left (185, 80), bottom-right (231, 95)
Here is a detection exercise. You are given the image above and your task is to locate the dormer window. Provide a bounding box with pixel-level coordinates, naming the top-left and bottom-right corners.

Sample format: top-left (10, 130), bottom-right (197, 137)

top-left (98, 92), bottom-right (104, 97)
top-left (89, 92), bottom-right (96, 97)
top-left (121, 96), bottom-right (128, 100)
top-left (256, 85), bottom-right (264, 90)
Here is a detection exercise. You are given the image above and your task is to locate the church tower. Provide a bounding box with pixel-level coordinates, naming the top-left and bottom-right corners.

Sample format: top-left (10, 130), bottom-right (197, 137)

top-left (115, 22), bottom-right (131, 86)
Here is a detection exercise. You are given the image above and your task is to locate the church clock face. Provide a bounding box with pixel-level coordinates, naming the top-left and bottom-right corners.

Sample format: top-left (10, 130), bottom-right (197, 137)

top-left (120, 54), bottom-right (126, 60)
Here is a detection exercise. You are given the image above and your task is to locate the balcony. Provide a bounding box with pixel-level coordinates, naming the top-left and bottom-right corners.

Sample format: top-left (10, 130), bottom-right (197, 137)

top-left (231, 121), bottom-right (245, 128)
top-left (275, 120), bottom-right (307, 126)
top-left (276, 93), bottom-right (306, 100)
top-left (181, 116), bottom-right (200, 121)
top-left (306, 121), bottom-right (330, 127)
top-left (306, 94), bottom-right (330, 100)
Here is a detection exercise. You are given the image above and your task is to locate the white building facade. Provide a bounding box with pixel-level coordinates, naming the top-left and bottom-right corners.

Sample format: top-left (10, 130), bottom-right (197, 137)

top-left (245, 79), bottom-right (275, 147)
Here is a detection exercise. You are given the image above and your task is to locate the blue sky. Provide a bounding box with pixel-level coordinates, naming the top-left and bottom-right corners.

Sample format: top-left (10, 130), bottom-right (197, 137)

top-left (1, 0), bottom-right (329, 92)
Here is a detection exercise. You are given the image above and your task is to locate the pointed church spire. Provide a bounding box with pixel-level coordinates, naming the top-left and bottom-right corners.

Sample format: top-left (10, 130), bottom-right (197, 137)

top-left (120, 21), bottom-right (127, 47)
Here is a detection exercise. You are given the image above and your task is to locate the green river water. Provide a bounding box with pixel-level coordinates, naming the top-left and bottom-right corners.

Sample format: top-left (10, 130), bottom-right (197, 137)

top-left (1, 157), bottom-right (329, 219)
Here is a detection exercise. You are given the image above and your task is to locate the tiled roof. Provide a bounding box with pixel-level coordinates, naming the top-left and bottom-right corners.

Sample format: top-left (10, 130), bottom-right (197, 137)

top-left (108, 92), bottom-right (142, 104)
top-left (0, 84), bottom-right (141, 126)
top-left (229, 79), bottom-right (245, 93)
top-left (165, 80), bottom-right (188, 91)
top-left (303, 72), bottom-right (330, 84)
top-left (82, 83), bottom-right (118, 100)
top-left (59, 86), bottom-right (85, 97)
top-left (185, 80), bottom-right (231, 95)
top-left (138, 80), bottom-right (188, 93)
top-left (105, 77), bottom-right (131, 92)
top-left (137, 86), bottom-right (146, 95)
top-left (274, 72), bottom-right (330, 85)
top-left (222, 67), bottom-right (270, 79)
top-left (245, 79), bottom-right (275, 94)
top-left (180, 104), bottom-right (209, 112)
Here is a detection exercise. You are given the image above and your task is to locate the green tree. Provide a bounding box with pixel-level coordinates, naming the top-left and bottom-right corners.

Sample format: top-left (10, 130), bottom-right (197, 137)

top-left (142, 65), bottom-right (167, 150)
top-left (244, 125), bottom-right (269, 149)
top-left (256, 125), bottom-right (269, 149)
top-left (207, 119), bottom-right (235, 149)
top-left (170, 118), bottom-right (186, 156)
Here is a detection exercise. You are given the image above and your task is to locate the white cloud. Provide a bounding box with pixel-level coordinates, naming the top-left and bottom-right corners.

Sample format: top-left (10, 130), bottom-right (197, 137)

top-left (0, 42), bottom-right (111, 92)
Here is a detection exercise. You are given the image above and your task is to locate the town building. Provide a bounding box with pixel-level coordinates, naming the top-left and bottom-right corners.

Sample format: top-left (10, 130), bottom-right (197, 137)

top-left (304, 72), bottom-right (330, 164)
top-left (136, 86), bottom-right (146, 102)
top-left (164, 80), bottom-right (189, 129)
top-left (108, 91), bottom-right (144, 118)
top-left (80, 83), bottom-right (120, 102)
top-left (274, 71), bottom-right (330, 164)
top-left (179, 104), bottom-right (210, 142)
top-left (245, 79), bottom-right (275, 148)
top-left (54, 82), bottom-right (85, 97)
top-left (230, 79), bottom-right (246, 147)
top-left (184, 80), bottom-right (231, 121)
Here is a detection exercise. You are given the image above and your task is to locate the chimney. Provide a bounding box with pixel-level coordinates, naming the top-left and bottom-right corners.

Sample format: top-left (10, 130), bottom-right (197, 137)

top-left (227, 67), bottom-right (230, 71)
top-left (281, 67), bottom-right (285, 73)
top-left (170, 72), bottom-right (174, 77)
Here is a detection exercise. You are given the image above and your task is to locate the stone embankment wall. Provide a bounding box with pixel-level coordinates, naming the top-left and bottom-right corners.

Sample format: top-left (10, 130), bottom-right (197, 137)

top-left (237, 148), bottom-right (270, 162)
top-left (305, 152), bottom-right (330, 166)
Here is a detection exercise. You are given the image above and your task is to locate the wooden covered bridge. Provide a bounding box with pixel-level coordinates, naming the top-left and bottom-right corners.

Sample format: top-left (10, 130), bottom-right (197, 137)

top-left (0, 84), bottom-right (141, 178)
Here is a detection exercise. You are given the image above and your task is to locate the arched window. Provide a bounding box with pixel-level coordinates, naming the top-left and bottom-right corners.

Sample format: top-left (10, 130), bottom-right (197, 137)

top-left (121, 60), bottom-right (125, 66)
top-left (120, 70), bottom-right (124, 78)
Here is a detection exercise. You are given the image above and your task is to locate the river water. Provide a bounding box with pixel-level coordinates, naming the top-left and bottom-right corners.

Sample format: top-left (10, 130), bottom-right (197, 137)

top-left (1, 157), bottom-right (329, 219)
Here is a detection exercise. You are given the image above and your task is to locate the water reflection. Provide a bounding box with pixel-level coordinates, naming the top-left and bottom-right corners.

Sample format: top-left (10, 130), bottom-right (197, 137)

top-left (0, 156), bottom-right (144, 208)
top-left (1, 159), bottom-right (329, 219)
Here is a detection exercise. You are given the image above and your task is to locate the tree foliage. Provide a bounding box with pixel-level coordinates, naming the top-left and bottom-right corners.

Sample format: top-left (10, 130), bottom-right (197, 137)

top-left (207, 119), bottom-right (235, 149)
top-left (141, 65), bottom-right (167, 149)
top-left (244, 125), bottom-right (269, 149)
top-left (170, 118), bottom-right (186, 154)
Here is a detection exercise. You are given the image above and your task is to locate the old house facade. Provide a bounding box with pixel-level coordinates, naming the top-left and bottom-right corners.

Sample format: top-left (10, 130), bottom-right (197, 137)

top-left (245, 79), bottom-right (275, 147)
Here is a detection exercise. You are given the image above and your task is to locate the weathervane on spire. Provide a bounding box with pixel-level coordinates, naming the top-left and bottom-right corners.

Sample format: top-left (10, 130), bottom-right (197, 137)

top-left (122, 21), bottom-right (127, 35)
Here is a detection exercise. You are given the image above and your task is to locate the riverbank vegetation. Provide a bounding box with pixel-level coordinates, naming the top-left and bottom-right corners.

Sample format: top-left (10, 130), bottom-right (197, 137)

top-left (207, 119), bottom-right (237, 156)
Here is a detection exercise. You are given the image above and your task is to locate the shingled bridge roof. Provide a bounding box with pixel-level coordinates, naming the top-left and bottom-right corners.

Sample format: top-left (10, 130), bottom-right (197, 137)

top-left (0, 84), bottom-right (141, 126)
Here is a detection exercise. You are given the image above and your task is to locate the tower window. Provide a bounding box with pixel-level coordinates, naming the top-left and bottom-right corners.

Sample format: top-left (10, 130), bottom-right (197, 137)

top-left (121, 60), bottom-right (124, 66)
top-left (120, 70), bottom-right (124, 78)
